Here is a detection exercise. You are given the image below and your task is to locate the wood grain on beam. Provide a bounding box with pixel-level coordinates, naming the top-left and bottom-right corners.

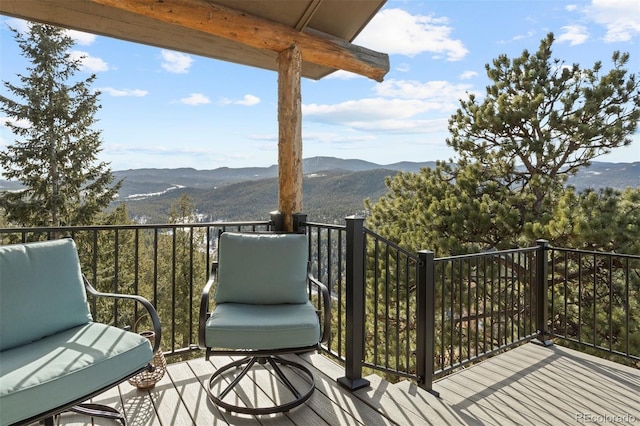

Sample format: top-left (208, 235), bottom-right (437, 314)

top-left (91, 0), bottom-right (389, 82)
top-left (277, 45), bottom-right (303, 232)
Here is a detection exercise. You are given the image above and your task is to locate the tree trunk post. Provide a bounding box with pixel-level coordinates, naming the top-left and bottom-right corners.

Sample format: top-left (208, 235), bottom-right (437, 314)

top-left (277, 44), bottom-right (303, 232)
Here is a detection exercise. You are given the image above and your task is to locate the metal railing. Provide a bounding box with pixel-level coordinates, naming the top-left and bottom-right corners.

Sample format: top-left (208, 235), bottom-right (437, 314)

top-left (303, 218), bottom-right (638, 393)
top-left (306, 217), bottom-right (547, 391)
top-left (2, 218), bottom-right (637, 391)
top-left (548, 247), bottom-right (640, 364)
top-left (0, 221), bottom-right (272, 358)
top-left (432, 245), bottom-right (541, 379)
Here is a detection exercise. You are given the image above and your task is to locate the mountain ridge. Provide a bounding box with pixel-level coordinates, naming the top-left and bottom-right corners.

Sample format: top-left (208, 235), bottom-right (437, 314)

top-left (0, 157), bottom-right (637, 223)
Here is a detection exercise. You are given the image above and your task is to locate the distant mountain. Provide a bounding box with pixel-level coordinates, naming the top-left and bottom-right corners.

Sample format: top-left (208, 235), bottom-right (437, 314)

top-left (112, 157), bottom-right (435, 199)
top-left (124, 168), bottom-right (394, 223)
top-left (566, 162), bottom-right (639, 191)
top-left (0, 157), bottom-right (637, 223)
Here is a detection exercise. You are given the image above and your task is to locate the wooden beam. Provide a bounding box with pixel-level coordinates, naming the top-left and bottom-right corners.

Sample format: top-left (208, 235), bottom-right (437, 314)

top-left (91, 0), bottom-right (389, 82)
top-left (277, 45), bottom-right (303, 232)
top-left (294, 0), bottom-right (323, 31)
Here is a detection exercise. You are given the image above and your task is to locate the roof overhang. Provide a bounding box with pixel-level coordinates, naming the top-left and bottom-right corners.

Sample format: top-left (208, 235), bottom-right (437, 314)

top-left (0, 0), bottom-right (389, 81)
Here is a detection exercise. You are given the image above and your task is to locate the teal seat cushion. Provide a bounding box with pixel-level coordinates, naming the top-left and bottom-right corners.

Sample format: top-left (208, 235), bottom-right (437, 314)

top-left (0, 322), bottom-right (152, 425)
top-left (213, 232), bottom-right (309, 305)
top-left (0, 239), bottom-right (92, 351)
top-left (205, 301), bottom-right (320, 350)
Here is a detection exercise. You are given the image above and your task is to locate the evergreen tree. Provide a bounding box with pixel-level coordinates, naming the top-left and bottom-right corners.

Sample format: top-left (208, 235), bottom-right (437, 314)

top-left (155, 195), bottom-right (208, 352)
top-left (364, 33), bottom-right (640, 370)
top-left (0, 23), bottom-right (121, 227)
top-left (366, 33), bottom-right (640, 255)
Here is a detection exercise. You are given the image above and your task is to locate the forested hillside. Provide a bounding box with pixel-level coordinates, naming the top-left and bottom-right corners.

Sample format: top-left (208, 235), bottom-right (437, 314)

top-left (123, 169), bottom-right (393, 223)
top-left (1, 157), bottom-right (637, 224)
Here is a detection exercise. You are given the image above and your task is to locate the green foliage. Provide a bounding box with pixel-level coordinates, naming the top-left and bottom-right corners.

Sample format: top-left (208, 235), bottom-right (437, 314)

top-left (367, 33), bottom-right (640, 256)
top-left (75, 198), bottom-right (209, 356)
top-left (159, 195), bottom-right (208, 349)
top-left (365, 33), bottom-right (640, 372)
top-left (527, 187), bottom-right (640, 253)
top-left (548, 250), bottom-right (640, 368)
top-left (0, 23), bottom-right (121, 227)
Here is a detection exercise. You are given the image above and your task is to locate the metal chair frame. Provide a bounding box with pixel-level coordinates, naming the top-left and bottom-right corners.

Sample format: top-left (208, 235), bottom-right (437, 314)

top-left (11, 274), bottom-right (161, 426)
top-left (198, 233), bottom-right (331, 415)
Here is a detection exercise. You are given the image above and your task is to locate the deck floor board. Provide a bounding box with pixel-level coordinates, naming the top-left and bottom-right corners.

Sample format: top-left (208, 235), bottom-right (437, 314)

top-left (46, 343), bottom-right (639, 425)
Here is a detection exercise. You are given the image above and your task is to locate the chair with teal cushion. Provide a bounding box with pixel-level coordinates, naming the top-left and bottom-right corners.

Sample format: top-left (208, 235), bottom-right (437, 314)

top-left (0, 239), bottom-right (161, 426)
top-left (198, 232), bottom-right (331, 415)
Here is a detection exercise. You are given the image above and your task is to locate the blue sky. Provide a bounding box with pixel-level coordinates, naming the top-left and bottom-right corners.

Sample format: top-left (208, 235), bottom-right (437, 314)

top-left (1, 0), bottom-right (639, 171)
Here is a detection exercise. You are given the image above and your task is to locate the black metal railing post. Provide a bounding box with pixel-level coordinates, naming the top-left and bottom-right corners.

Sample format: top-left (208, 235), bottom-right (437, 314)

top-left (534, 239), bottom-right (553, 346)
top-left (416, 250), bottom-right (439, 396)
top-left (338, 215), bottom-right (370, 391)
top-left (292, 213), bottom-right (307, 233)
top-left (270, 211), bottom-right (284, 231)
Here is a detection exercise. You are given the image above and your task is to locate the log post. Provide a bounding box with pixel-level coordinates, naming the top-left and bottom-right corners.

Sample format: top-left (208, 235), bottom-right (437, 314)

top-left (277, 44), bottom-right (303, 232)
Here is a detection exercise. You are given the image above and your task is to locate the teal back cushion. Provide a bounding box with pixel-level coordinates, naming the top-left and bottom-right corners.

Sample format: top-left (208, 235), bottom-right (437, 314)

top-left (213, 232), bottom-right (309, 305)
top-left (0, 239), bottom-right (92, 351)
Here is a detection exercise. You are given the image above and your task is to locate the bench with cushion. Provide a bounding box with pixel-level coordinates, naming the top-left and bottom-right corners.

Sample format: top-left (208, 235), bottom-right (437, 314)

top-left (0, 238), bottom-right (161, 426)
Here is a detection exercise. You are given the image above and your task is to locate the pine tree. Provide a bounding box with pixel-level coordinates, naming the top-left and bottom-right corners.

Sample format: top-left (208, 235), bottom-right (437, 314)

top-left (366, 33), bottom-right (640, 255)
top-left (0, 23), bottom-right (121, 227)
top-left (365, 33), bottom-right (640, 370)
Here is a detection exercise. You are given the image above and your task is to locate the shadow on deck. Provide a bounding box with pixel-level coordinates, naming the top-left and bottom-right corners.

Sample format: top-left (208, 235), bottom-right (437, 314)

top-left (48, 342), bottom-right (639, 425)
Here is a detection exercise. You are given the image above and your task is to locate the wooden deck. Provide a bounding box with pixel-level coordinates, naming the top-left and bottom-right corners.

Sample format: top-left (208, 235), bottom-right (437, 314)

top-left (49, 343), bottom-right (640, 425)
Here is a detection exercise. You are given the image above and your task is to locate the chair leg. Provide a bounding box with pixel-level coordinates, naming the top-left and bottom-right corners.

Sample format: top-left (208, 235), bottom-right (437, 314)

top-left (69, 403), bottom-right (127, 425)
top-left (266, 356), bottom-right (302, 399)
top-left (219, 356), bottom-right (258, 400)
top-left (206, 355), bottom-right (315, 415)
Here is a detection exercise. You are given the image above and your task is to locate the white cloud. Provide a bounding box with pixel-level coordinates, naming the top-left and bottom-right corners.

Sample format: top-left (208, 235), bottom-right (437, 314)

top-left (566, 5), bottom-right (579, 12)
top-left (4, 18), bottom-right (96, 46)
top-left (3, 18), bottom-right (29, 33)
top-left (303, 97), bottom-right (451, 132)
top-left (99, 87), bottom-right (148, 97)
top-left (557, 25), bottom-right (589, 45)
top-left (459, 71), bottom-right (478, 80)
top-left (500, 30), bottom-right (537, 44)
top-left (248, 134), bottom-right (277, 142)
top-left (0, 116), bottom-right (30, 129)
top-left (302, 132), bottom-right (377, 145)
top-left (512, 30), bottom-right (537, 41)
top-left (67, 29), bottom-right (96, 46)
top-left (325, 70), bottom-right (362, 80)
top-left (302, 78), bottom-right (478, 134)
top-left (396, 63), bottom-right (411, 73)
top-left (160, 50), bottom-right (193, 74)
top-left (355, 8), bottom-right (468, 61)
top-left (219, 94), bottom-right (261, 106)
top-left (374, 79), bottom-right (473, 102)
top-left (178, 93), bottom-right (210, 105)
top-left (586, 0), bottom-right (640, 42)
top-left (69, 50), bottom-right (109, 72)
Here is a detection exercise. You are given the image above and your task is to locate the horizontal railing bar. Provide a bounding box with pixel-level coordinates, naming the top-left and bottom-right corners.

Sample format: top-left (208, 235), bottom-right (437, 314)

top-left (436, 246), bottom-right (539, 262)
top-left (303, 221), bottom-right (346, 231)
top-left (364, 227), bottom-right (420, 260)
top-left (0, 221), bottom-right (272, 234)
top-left (549, 246), bottom-right (640, 260)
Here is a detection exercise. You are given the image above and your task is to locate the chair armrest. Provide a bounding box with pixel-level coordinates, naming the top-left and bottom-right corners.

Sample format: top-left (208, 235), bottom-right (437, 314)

top-left (83, 275), bottom-right (162, 353)
top-left (308, 267), bottom-right (331, 344)
top-left (198, 262), bottom-right (218, 348)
